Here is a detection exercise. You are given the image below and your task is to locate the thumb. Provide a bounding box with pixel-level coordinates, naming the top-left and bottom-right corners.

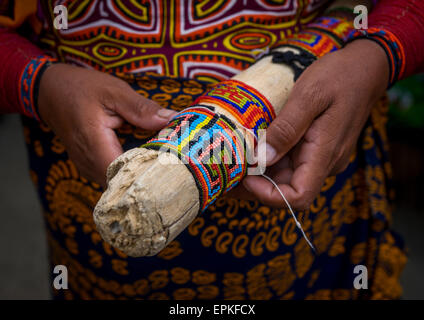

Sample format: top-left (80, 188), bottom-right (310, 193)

top-left (114, 86), bottom-right (177, 130)
top-left (260, 81), bottom-right (327, 167)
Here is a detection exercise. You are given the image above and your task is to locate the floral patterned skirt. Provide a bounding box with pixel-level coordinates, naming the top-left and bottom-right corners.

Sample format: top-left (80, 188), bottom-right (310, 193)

top-left (21, 73), bottom-right (407, 300)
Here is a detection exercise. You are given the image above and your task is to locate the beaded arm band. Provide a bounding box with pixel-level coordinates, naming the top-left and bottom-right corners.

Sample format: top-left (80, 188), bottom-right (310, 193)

top-left (262, 15), bottom-right (354, 81)
top-left (19, 56), bottom-right (57, 120)
top-left (193, 79), bottom-right (276, 137)
top-left (142, 80), bottom-right (275, 212)
top-left (346, 28), bottom-right (405, 88)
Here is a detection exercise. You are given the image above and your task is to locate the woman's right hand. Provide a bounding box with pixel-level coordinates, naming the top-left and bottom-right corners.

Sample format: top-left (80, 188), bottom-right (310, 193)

top-left (37, 63), bottom-right (176, 187)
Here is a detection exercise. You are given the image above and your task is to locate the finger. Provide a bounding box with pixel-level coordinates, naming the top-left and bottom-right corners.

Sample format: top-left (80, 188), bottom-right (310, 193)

top-left (247, 116), bottom-right (338, 209)
top-left (114, 86), bottom-right (177, 130)
top-left (281, 118), bottom-right (338, 209)
top-left (243, 175), bottom-right (297, 208)
top-left (83, 126), bottom-right (123, 187)
top-left (266, 155), bottom-right (294, 182)
top-left (227, 154), bottom-right (293, 201)
top-left (260, 74), bottom-right (330, 167)
top-left (225, 184), bottom-right (257, 201)
top-left (329, 145), bottom-right (356, 175)
top-left (242, 158), bottom-right (292, 207)
top-left (244, 146), bottom-right (328, 210)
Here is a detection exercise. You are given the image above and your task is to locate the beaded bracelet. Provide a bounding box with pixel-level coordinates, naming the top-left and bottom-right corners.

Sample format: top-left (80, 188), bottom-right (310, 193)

top-left (346, 28), bottom-right (405, 88)
top-left (19, 56), bottom-right (57, 120)
top-left (265, 15), bottom-right (354, 80)
top-left (307, 15), bottom-right (354, 44)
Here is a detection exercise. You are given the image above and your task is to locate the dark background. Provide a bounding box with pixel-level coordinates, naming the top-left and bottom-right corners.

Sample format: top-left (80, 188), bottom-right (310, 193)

top-left (0, 76), bottom-right (423, 299)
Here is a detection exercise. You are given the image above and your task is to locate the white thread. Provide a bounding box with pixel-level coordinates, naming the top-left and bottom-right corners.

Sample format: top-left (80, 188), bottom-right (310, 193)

top-left (237, 122), bottom-right (316, 253)
top-left (260, 173), bottom-right (316, 253)
top-left (174, 105), bottom-right (215, 116)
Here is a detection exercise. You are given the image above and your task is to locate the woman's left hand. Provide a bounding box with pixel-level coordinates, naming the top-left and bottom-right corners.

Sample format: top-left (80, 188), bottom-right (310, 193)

top-left (233, 39), bottom-right (390, 209)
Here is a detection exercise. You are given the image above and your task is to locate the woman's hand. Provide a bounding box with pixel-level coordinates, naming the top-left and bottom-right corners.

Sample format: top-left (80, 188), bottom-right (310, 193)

top-left (38, 64), bottom-right (176, 187)
top-left (240, 39), bottom-right (390, 209)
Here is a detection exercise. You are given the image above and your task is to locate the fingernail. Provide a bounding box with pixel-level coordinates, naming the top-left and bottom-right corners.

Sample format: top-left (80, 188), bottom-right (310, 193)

top-left (265, 143), bottom-right (277, 164)
top-left (157, 108), bottom-right (176, 119)
top-left (258, 142), bottom-right (277, 165)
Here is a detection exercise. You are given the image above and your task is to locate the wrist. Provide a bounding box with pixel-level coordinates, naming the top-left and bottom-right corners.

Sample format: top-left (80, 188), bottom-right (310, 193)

top-left (37, 62), bottom-right (65, 126)
top-left (346, 28), bottom-right (405, 88)
top-left (343, 38), bottom-right (390, 93)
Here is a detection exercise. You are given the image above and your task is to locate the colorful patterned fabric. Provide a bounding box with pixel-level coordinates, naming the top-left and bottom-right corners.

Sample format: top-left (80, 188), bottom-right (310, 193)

top-left (307, 16), bottom-right (353, 43)
top-left (143, 105), bottom-right (247, 211)
top-left (35, 0), bottom-right (328, 80)
top-left (0, 0), bottom-right (410, 301)
top-left (277, 15), bottom-right (353, 58)
top-left (21, 73), bottom-right (407, 300)
top-left (348, 28), bottom-right (406, 88)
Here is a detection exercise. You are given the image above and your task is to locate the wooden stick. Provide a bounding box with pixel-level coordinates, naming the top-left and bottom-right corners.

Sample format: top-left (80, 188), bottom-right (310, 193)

top-left (93, 48), bottom-right (297, 257)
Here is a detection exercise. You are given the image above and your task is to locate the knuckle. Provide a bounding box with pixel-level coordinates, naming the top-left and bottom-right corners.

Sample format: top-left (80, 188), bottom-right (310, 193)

top-left (297, 79), bottom-right (328, 112)
top-left (292, 190), bottom-right (315, 210)
top-left (332, 147), bottom-right (345, 166)
top-left (332, 158), bottom-right (350, 175)
top-left (255, 191), bottom-right (272, 206)
top-left (130, 97), bottom-right (147, 117)
top-left (108, 77), bottom-right (130, 90)
top-left (270, 118), bottom-right (297, 146)
top-left (118, 80), bottom-right (131, 89)
top-left (338, 162), bottom-right (349, 173)
top-left (135, 96), bottom-right (158, 113)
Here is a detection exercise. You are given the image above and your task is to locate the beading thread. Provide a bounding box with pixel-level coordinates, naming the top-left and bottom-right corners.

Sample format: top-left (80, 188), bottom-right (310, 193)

top-left (277, 16), bottom-right (353, 58)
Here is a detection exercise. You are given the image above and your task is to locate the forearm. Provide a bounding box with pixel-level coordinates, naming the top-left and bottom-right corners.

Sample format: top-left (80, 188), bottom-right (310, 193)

top-left (0, 28), bottom-right (55, 119)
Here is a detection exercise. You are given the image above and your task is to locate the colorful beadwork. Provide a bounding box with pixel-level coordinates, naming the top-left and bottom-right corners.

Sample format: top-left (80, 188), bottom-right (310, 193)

top-left (281, 29), bottom-right (341, 58)
top-left (142, 105), bottom-right (247, 211)
top-left (347, 28), bottom-right (405, 87)
top-left (19, 56), bottom-right (56, 120)
top-left (142, 80), bottom-right (275, 212)
top-left (278, 16), bottom-right (354, 58)
top-left (194, 80), bottom-right (276, 137)
top-left (308, 16), bottom-right (354, 43)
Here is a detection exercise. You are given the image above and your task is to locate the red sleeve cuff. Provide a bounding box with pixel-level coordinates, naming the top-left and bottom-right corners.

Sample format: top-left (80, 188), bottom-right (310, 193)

top-left (0, 28), bottom-right (56, 120)
top-left (368, 0), bottom-right (424, 80)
